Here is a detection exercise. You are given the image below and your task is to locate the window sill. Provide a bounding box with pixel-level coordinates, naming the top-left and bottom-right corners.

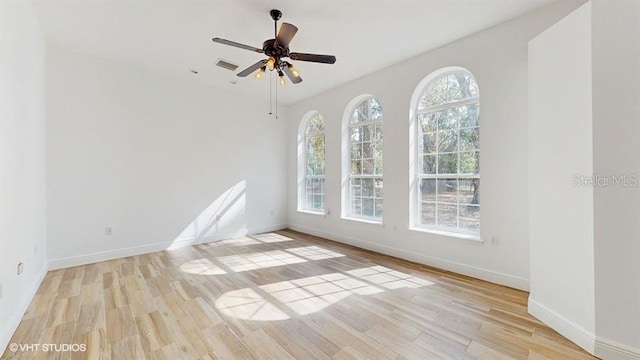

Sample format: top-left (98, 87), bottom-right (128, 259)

top-left (298, 209), bottom-right (325, 216)
top-left (409, 226), bottom-right (483, 243)
top-left (341, 216), bottom-right (383, 225)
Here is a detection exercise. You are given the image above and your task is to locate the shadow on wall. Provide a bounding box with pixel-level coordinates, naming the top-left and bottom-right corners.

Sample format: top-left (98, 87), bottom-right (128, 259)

top-left (168, 180), bottom-right (247, 250)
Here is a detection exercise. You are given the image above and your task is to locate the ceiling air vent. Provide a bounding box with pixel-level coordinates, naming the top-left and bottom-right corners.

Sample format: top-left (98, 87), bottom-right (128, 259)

top-left (215, 59), bottom-right (239, 71)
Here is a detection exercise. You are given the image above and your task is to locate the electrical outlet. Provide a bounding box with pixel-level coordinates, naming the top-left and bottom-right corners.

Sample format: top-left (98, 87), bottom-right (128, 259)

top-left (393, 225), bottom-right (398, 232)
top-left (105, 227), bottom-right (113, 236)
top-left (491, 236), bottom-right (499, 245)
top-left (17, 262), bottom-right (23, 275)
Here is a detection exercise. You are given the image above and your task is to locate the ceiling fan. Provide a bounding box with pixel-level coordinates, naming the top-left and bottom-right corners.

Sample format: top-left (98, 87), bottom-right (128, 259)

top-left (212, 9), bottom-right (336, 86)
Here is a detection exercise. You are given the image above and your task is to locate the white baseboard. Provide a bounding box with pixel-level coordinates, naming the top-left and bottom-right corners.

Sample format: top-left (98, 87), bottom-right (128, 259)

top-left (48, 224), bottom-right (287, 270)
top-left (528, 297), bottom-right (596, 355)
top-left (595, 337), bottom-right (640, 360)
top-left (248, 224), bottom-right (288, 236)
top-left (287, 224), bottom-right (529, 291)
top-left (0, 262), bottom-right (48, 355)
top-left (49, 240), bottom-right (178, 270)
top-left (528, 298), bottom-right (640, 359)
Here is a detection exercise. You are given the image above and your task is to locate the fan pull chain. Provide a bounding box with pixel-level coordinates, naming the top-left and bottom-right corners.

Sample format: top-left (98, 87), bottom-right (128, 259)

top-left (275, 74), bottom-right (279, 120)
top-left (269, 71), bottom-right (273, 115)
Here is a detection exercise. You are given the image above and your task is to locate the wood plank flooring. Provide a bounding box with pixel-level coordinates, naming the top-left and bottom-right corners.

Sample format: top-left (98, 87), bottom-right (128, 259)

top-left (2, 230), bottom-right (597, 359)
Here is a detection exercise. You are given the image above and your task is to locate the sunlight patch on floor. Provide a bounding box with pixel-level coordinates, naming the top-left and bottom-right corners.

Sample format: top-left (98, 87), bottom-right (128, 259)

top-left (212, 233), bottom-right (293, 247)
top-left (346, 265), bottom-right (434, 289)
top-left (251, 233), bottom-right (293, 243)
top-left (216, 250), bottom-right (307, 272)
top-left (285, 246), bottom-right (346, 260)
top-left (179, 259), bottom-right (226, 275)
top-left (179, 244), bottom-right (347, 276)
top-left (215, 265), bottom-right (434, 321)
top-left (215, 237), bottom-right (261, 247)
top-left (215, 288), bottom-right (290, 321)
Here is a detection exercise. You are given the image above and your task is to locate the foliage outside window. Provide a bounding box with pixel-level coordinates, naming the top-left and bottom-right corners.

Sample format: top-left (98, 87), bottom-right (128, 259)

top-left (348, 97), bottom-right (383, 221)
top-left (416, 71), bottom-right (480, 234)
top-left (304, 113), bottom-right (325, 212)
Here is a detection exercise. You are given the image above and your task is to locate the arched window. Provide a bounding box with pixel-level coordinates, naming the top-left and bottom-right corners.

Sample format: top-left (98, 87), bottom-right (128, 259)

top-left (344, 96), bottom-right (383, 221)
top-left (413, 68), bottom-right (479, 234)
top-left (298, 112), bottom-right (325, 212)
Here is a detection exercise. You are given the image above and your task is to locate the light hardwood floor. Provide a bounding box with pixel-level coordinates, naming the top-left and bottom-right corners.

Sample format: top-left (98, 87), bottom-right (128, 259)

top-left (2, 230), bottom-right (597, 359)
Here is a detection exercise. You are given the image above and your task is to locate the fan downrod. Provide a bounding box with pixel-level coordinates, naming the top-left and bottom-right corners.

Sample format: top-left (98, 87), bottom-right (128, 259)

top-left (270, 9), bottom-right (282, 21)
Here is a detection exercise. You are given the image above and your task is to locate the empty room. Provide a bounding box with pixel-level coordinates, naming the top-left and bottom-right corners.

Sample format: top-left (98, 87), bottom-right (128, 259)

top-left (1, 0), bottom-right (639, 359)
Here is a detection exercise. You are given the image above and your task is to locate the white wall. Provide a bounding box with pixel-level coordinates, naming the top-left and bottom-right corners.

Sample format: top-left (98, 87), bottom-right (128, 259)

top-left (286, 1), bottom-right (584, 290)
top-left (591, 0), bottom-right (640, 358)
top-left (528, 2), bottom-right (595, 352)
top-left (46, 47), bottom-right (288, 268)
top-left (0, 0), bottom-right (48, 353)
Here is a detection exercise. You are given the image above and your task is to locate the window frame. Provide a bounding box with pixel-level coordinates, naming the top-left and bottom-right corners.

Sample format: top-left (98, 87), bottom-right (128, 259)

top-left (342, 95), bottom-right (384, 223)
top-left (298, 111), bottom-right (326, 214)
top-left (411, 68), bottom-right (480, 237)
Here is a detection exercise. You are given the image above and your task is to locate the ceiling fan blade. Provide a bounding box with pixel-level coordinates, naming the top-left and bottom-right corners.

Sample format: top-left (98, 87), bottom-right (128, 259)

top-left (275, 23), bottom-right (298, 48)
top-left (212, 38), bottom-right (264, 53)
top-left (282, 66), bottom-right (303, 84)
top-left (237, 59), bottom-right (268, 77)
top-left (289, 52), bottom-right (336, 64)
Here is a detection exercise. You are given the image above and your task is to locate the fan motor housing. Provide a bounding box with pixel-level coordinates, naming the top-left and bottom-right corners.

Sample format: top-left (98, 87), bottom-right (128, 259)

top-left (262, 39), bottom-right (289, 58)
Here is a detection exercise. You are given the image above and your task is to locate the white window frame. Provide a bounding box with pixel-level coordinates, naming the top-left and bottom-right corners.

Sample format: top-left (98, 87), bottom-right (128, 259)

top-left (297, 111), bottom-right (326, 214)
top-left (341, 95), bottom-right (383, 223)
top-left (409, 67), bottom-right (480, 237)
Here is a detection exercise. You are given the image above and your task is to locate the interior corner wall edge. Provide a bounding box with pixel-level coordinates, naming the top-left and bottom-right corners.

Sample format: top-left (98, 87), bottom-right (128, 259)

top-left (528, 0), bottom-right (640, 358)
top-left (0, 1), bottom-right (49, 354)
top-left (528, 1), bottom-right (596, 354)
top-left (45, 46), bottom-right (288, 267)
top-left (285, 0), bottom-right (585, 292)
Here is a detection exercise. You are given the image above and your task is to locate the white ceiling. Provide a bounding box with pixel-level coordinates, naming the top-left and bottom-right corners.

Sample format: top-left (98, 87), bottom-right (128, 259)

top-left (33, 0), bottom-right (557, 104)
